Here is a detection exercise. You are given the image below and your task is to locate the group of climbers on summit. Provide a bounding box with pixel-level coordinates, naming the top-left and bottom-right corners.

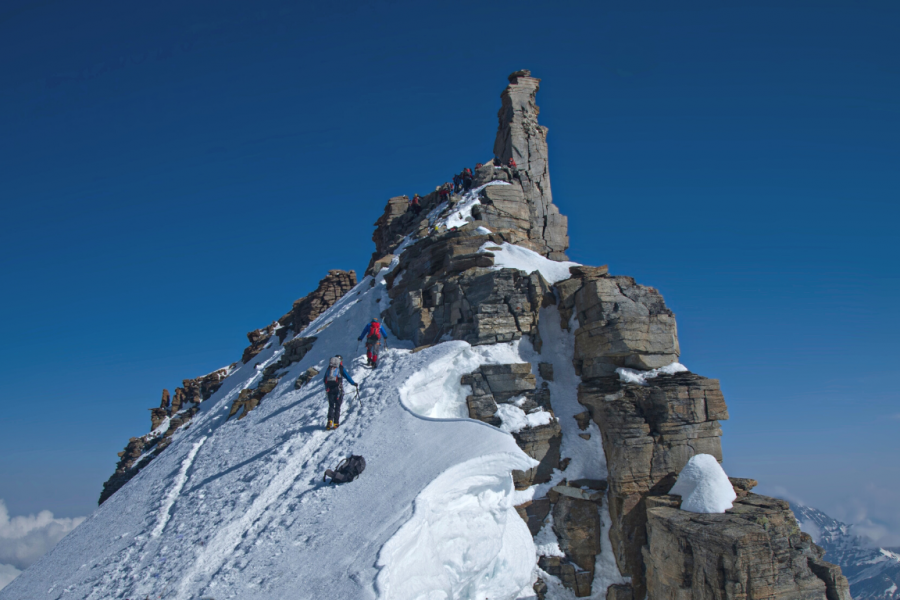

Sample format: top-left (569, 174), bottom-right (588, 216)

top-left (406, 156), bottom-right (521, 215)
top-left (451, 157), bottom-right (518, 194)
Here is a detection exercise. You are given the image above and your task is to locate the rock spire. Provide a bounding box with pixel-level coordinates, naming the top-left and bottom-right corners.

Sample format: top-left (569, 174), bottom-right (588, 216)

top-left (493, 70), bottom-right (568, 260)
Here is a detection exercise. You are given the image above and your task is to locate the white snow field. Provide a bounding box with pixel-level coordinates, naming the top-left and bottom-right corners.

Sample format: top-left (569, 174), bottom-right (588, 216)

top-left (669, 454), bottom-right (737, 514)
top-left (3, 198), bottom-right (629, 600)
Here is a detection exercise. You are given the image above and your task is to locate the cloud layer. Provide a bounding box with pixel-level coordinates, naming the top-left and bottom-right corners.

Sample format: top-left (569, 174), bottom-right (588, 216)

top-left (0, 499), bottom-right (85, 590)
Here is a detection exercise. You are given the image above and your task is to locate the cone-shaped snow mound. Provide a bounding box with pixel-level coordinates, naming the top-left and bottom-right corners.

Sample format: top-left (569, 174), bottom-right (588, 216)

top-left (669, 453), bottom-right (737, 514)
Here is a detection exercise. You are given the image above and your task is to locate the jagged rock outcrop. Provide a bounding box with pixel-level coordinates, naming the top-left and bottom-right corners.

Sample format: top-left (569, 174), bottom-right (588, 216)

top-left (557, 267), bottom-right (680, 377)
top-left (383, 230), bottom-right (554, 347)
top-left (241, 269), bottom-right (358, 364)
top-left (228, 376), bottom-right (279, 420)
top-left (242, 322), bottom-right (278, 364)
top-left (276, 269), bottom-right (358, 342)
top-left (644, 493), bottom-right (852, 600)
top-left (89, 71), bottom-right (852, 600)
top-left (534, 480), bottom-right (608, 597)
top-left (295, 366), bottom-right (319, 389)
top-left (578, 372), bottom-right (728, 597)
top-left (100, 366), bottom-right (232, 505)
top-left (226, 337), bottom-right (320, 421)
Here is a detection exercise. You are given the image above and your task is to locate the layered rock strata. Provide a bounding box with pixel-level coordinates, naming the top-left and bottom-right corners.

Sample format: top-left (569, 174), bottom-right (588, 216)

top-left (578, 372), bottom-right (728, 598)
top-left (644, 493), bottom-right (852, 600)
top-left (558, 268), bottom-right (680, 377)
top-left (366, 70), bottom-right (568, 277)
top-left (383, 230), bottom-right (553, 347)
top-left (557, 264), bottom-right (849, 599)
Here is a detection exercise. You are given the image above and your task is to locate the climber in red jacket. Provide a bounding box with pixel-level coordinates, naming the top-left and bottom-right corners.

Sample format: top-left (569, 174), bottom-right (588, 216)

top-left (358, 318), bottom-right (389, 368)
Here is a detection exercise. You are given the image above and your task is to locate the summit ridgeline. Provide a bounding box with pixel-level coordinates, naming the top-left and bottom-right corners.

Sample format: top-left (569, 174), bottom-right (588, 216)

top-left (5, 72), bottom-right (851, 600)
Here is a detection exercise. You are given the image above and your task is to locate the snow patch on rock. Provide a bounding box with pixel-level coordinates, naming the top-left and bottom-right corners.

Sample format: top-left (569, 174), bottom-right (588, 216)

top-left (479, 241), bottom-right (580, 284)
top-left (399, 341), bottom-right (524, 419)
top-left (615, 362), bottom-right (688, 386)
top-left (670, 454), bottom-right (737, 514)
top-left (495, 404), bottom-right (554, 434)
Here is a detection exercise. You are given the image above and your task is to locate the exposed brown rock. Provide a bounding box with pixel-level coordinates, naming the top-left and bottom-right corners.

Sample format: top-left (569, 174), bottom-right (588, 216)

top-left (566, 274), bottom-right (680, 379)
top-left (644, 493), bottom-right (852, 600)
top-left (538, 556), bottom-right (593, 597)
top-left (730, 476), bottom-right (759, 498)
top-left (606, 583), bottom-right (633, 600)
top-left (384, 230), bottom-right (551, 347)
top-left (492, 71), bottom-right (569, 260)
top-left (242, 323), bottom-right (278, 364)
top-left (295, 367), bottom-right (320, 390)
top-left (276, 270), bottom-right (357, 342)
top-left (578, 372), bottom-right (728, 597)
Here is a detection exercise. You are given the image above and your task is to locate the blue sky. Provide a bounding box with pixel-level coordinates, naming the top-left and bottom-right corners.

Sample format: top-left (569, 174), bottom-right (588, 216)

top-left (0, 0), bottom-right (898, 547)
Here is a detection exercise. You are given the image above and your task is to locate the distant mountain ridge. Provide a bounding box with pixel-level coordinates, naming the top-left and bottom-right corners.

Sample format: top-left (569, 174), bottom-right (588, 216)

top-left (793, 503), bottom-right (900, 600)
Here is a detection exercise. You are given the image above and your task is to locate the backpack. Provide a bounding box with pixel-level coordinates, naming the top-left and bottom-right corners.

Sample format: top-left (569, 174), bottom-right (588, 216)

top-left (324, 455), bottom-right (366, 484)
top-left (324, 357), bottom-right (342, 390)
top-left (368, 321), bottom-right (381, 339)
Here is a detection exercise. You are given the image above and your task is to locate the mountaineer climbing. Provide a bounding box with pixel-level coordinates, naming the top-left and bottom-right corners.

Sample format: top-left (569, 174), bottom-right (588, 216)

top-left (461, 168), bottom-right (473, 192)
top-left (323, 355), bottom-right (357, 430)
top-left (508, 157), bottom-right (517, 168)
top-left (409, 193), bottom-right (422, 215)
top-left (358, 317), bottom-right (389, 368)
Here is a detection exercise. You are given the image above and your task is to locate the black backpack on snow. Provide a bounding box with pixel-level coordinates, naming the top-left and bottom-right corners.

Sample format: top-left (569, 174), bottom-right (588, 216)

top-left (324, 455), bottom-right (366, 484)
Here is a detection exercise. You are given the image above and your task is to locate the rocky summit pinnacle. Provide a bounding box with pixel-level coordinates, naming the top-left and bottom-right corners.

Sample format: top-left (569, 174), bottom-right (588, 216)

top-left (493, 70), bottom-right (568, 261)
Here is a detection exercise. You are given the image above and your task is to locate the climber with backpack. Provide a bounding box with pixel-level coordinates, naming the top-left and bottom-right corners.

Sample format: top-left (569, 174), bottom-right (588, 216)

top-left (358, 317), bottom-right (389, 368)
top-left (409, 193), bottom-right (422, 215)
top-left (461, 168), bottom-right (473, 192)
top-left (322, 355), bottom-right (357, 430)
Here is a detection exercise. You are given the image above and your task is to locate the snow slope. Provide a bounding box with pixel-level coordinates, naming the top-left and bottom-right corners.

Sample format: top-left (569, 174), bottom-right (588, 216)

top-left (1, 268), bottom-right (542, 600)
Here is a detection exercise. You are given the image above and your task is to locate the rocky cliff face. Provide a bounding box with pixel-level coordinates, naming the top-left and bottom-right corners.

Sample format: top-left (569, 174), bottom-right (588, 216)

top-left (83, 71), bottom-right (850, 600)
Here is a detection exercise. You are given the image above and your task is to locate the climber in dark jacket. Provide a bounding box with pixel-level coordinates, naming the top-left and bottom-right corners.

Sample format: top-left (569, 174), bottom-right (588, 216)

top-left (461, 168), bottom-right (473, 192)
top-left (409, 194), bottom-right (422, 215)
top-left (322, 355), bottom-right (357, 430)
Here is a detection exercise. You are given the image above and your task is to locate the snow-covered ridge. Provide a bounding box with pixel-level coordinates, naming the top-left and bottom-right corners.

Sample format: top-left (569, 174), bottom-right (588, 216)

top-left (1, 264), bottom-right (571, 599)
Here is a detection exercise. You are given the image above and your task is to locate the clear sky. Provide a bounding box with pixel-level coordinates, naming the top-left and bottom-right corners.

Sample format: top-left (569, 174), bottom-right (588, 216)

top-left (1, 0), bottom-right (898, 550)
